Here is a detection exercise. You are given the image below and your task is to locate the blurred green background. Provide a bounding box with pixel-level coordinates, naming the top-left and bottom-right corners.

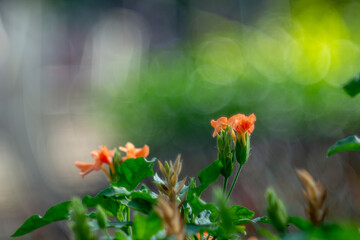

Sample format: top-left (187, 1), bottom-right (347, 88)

top-left (1, 0), bottom-right (360, 239)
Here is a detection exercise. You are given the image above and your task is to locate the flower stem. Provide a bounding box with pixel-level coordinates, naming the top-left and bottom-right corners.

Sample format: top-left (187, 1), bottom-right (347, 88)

top-left (101, 166), bottom-right (111, 182)
top-left (127, 207), bottom-right (132, 237)
top-left (127, 207), bottom-right (131, 222)
top-left (227, 164), bottom-right (243, 200)
top-left (223, 177), bottom-right (228, 194)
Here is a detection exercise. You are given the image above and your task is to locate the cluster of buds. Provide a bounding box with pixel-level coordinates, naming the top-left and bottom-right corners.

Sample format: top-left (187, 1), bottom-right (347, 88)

top-left (74, 142), bottom-right (149, 182)
top-left (154, 155), bottom-right (187, 240)
top-left (211, 113), bottom-right (256, 177)
top-left (296, 169), bottom-right (327, 225)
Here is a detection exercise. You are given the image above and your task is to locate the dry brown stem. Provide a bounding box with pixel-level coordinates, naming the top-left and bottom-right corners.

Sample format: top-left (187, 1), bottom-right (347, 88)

top-left (154, 155), bottom-right (187, 240)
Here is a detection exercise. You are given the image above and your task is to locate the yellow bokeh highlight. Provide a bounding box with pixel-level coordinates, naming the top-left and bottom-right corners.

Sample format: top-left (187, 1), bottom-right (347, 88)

top-left (195, 0), bottom-right (360, 86)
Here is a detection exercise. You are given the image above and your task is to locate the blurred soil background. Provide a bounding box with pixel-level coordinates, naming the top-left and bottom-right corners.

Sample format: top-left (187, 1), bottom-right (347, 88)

top-left (0, 0), bottom-right (360, 239)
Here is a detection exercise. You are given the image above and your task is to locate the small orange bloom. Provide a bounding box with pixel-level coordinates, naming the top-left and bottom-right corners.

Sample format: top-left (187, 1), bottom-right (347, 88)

top-left (196, 232), bottom-right (213, 240)
top-left (119, 142), bottom-right (149, 161)
top-left (210, 116), bottom-right (228, 138)
top-left (247, 237), bottom-right (258, 240)
top-left (231, 113), bottom-right (256, 135)
top-left (75, 146), bottom-right (114, 178)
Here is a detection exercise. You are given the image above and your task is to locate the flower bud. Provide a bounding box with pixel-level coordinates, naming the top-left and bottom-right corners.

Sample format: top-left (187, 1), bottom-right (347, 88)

top-left (217, 127), bottom-right (235, 178)
top-left (265, 188), bottom-right (288, 233)
top-left (69, 198), bottom-right (96, 240)
top-left (96, 205), bottom-right (108, 230)
top-left (110, 149), bottom-right (122, 182)
top-left (235, 132), bottom-right (250, 166)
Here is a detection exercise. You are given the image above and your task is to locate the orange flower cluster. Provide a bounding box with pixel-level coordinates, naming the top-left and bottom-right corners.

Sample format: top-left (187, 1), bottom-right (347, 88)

top-left (211, 113), bottom-right (256, 138)
top-left (196, 232), bottom-right (213, 240)
top-left (75, 142), bottom-right (149, 179)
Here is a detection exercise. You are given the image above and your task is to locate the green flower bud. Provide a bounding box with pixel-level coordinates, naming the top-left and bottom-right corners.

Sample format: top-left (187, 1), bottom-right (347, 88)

top-left (235, 132), bottom-right (250, 166)
top-left (96, 205), bottom-right (108, 230)
top-left (217, 127), bottom-right (235, 178)
top-left (110, 149), bottom-right (123, 182)
top-left (265, 188), bottom-right (288, 233)
top-left (69, 197), bottom-right (96, 240)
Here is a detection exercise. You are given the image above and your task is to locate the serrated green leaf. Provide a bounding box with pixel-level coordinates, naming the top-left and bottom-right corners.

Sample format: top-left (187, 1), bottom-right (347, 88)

top-left (231, 205), bottom-right (254, 220)
top-left (133, 212), bottom-right (162, 240)
top-left (112, 157), bottom-right (156, 191)
top-left (11, 201), bottom-right (71, 237)
top-left (327, 135), bottom-right (360, 157)
top-left (194, 160), bottom-right (223, 196)
top-left (343, 73), bottom-right (360, 97)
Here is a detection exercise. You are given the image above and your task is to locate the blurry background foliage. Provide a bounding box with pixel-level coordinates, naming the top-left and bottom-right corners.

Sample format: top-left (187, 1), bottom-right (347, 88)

top-left (95, 0), bottom-right (360, 153)
top-left (1, 0), bottom-right (360, 238)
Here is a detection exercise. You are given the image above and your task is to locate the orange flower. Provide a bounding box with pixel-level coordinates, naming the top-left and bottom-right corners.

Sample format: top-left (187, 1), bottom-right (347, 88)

top-left (196, 232), bottom-right (213, 240)
top-left (75, 146), bottom-right (114, 178)
top-left (210, 116), bottom-right (228, 138)
top-left (247, 237), bottom-right (258, 240)
top-left (228, 113), bottom-right (245, 128)
top-left (230, 113), bottom-right (256, 135)
top-left (119, 142), bottom-right (149, 161)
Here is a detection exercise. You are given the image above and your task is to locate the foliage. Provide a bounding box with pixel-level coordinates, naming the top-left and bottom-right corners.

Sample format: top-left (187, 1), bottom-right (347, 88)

top-left (327, 135), bottom-right (360, 156)
top-left (12, 80), bottom-right (360, 240)
top-left (343, 73), bottom-right (360, 97)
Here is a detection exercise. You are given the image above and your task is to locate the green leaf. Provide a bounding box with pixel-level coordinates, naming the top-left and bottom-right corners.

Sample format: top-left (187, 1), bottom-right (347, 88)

top-left (258, 228), bottom-right (280, 240)
top-left (194, 160), bottom-right (223, 196)
top-left (85, 186), bottom-right (157, 215)
top-left (12, 185), bottom-right (156, 238)
top-left (309, 223), bottom-right (360, 239)
top-left (132, 212), bottom-right (162, 240)
top-left (231, 205), bottom-right (254, 220)
top-left (112, 157), bottom-right (156, 191)
top-left (107, 221), bottom-right (132, 229)
top-left (233, 216), bottom-right (271, 225)
top-left (11, 201), bottom-right (71, 237)
top-left (82, 193), bottom-right (120, 217)
top-left (114, 230), bottom-right (130, 240)
top-left (288, 216), bottom-right (312, 231)
top-left (187, 193), bottom-right (218, 222)
top-left (327, 135), bottom-right (360, 157)
top-left (343, 73), bottom-right (360, 97)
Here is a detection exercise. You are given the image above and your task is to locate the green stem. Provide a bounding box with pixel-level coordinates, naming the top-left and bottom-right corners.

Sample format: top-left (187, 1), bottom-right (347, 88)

top-left (127, 207), bottom-right (132, 236)
top-left (223, 177), bottom-right (228, 194)
top-left (227, 164), bottom-right (243, 200)
top-left (127, 207), bottom-right (131, 222)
